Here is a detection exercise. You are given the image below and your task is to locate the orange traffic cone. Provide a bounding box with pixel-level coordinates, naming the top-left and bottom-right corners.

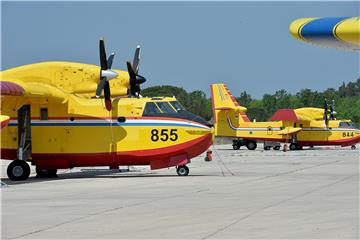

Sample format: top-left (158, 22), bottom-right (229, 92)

top-left (205, 150), bottom-right (213, 161)
top-left (283, 144), bottom-right (288, 152)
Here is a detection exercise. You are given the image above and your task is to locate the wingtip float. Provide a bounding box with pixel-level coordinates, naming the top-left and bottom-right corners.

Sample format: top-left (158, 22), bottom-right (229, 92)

top-left (289, 17), bottom-right (360, 51)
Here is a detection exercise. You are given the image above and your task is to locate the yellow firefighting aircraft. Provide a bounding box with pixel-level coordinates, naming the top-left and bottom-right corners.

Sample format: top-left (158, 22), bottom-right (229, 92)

top-left (0, 39), bottom-right (212, 181)
top-left (211, 83), bottom-right (360, 150)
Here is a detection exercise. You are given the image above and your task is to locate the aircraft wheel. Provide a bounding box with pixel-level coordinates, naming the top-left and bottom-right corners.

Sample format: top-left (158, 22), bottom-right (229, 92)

top-left (233, 144), bottom-right (240, 150)
top-left (7, 160), bottom-right (30, 181)
top-left (289, 143), bottom-right (297, 151)
top-left (273, 146), bottom-right (281, 151)
top-left (246, 141), bottom-right (257, 150)
top-left (36, 167), bottom-right (58, 178)
top-left (176, 165), bottom-right (189, 176)
top-left (264, 146), bottom-right (271, 150)
top-left (351, 145), bottom-right (356, 150)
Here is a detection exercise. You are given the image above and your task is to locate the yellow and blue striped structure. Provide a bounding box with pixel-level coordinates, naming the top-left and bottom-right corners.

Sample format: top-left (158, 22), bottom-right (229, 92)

top-left (289, 17), bottom-right (360, 51)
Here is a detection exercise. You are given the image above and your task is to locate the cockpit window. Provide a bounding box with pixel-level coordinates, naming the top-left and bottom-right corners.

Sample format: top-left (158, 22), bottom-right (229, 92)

top-left (156, 102), bottom-right (176, 113)
top-left (339, 122), bottom-right (350, 128)
top-left (170, 101), bottom-right (186, 111)
top-left (143, 102), bottom-right (161, 115)
top-left (339, 122), bottom-right (358, 129)
top-left (348, 122), bottom-right (358, 129)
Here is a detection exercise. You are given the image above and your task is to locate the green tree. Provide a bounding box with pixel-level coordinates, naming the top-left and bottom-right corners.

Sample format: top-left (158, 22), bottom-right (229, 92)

top-left (236, 91), bottom-right (252, 107)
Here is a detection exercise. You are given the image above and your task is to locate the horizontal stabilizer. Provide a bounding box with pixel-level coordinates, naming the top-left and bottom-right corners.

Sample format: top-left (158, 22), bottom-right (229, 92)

top-left (277, 127), bottom-right (302, 135)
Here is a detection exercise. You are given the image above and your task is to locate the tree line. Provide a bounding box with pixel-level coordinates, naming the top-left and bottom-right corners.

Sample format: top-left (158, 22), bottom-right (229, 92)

top-left (141, 78), bottom-right (360, 125)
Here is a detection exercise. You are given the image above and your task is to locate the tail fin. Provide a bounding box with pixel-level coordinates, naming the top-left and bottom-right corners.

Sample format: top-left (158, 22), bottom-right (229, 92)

top-left (210, 84), bottom-right (250, 136)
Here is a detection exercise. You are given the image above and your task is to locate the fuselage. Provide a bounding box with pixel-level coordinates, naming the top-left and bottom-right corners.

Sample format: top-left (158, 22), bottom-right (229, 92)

top-left (1, 95), bottom-right (213, 170)
top-left (222, 117), bottom-right (360, 147)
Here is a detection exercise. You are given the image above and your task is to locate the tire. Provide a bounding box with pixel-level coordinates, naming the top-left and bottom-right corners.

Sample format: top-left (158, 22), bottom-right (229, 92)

top-left (246, 141), bottom-right (257, 150)
top-left (273, 146), bottom-right (280, 151)
top-left (176, 165), bottom-right (189, 176)
top-left (7, 160), bottom-right (31, 181)
top-left (351, 145), bottom-right (356, 150)
top-left (36, 167), bottom-right (58, 178)
top-left (233, 144), bottom-right (240, 150)
top-left (289, 143), bottom-right (297, 151)
top-left (264, 146), bottom-right (271, 150)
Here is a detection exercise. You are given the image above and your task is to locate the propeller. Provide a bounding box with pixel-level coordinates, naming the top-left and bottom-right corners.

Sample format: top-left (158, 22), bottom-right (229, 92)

top-left (95, 38), bottom-right (119, 111)
top-left (329, 99), bottom-right (336, 120)
top-left (127, 46), bottom-right (146, 97)
top-left (323, 99), bottom-right (329, 127)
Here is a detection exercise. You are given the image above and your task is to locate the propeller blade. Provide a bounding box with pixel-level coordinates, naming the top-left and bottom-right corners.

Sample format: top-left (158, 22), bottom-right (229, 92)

top-left (107, 52), bottom-right (115, 69)
top-left (133, 45), bottom-right (141, 74)
top-left (104, 81), bottom-right (112, 111)
top-left (127, 61), bottom-right (137, 83)
top-left (95, 77), bottom-right (107, 98)
top-left (323, 99), bottom-right (329, 126)
top-left (99, 38), bottom-right (107, 70)
top-left (136, 75), bottom-right (146, 84)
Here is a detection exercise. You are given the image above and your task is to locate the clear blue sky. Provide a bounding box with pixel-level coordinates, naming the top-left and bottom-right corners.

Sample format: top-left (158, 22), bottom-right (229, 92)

top-left (1, 1), bottom-right (359, 98)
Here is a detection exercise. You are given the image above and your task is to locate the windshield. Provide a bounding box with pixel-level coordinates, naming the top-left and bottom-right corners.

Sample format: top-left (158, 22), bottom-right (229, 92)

top-left (156, 102), bottom-right (176, 113)
top-left (170, 101), bottom-right (186, 111)
top-left (143, 102), bottom-right (161, 115)
top-left (339, 121), bottom-right (358, 129)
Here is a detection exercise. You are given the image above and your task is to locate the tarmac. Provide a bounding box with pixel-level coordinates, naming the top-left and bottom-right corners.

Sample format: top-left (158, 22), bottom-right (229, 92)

top-left (1, 144), bottom-right (359, 239)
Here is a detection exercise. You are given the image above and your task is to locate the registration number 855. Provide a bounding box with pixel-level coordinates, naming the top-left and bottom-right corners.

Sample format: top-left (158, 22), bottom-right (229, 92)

top-left (151, 129), bottom-right (178, 142)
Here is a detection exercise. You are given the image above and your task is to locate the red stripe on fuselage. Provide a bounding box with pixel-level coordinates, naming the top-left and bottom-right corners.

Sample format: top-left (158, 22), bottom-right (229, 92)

top-left (1, 134), bottom-right (213, 169)
top-left (240, 135), bottom-right (360, 147)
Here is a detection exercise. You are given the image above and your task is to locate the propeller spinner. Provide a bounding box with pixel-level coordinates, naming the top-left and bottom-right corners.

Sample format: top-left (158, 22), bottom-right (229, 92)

top-left (95, 38), bottom-right (119, 111)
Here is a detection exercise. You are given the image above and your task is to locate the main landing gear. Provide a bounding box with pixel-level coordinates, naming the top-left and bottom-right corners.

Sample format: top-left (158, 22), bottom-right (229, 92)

top-left (7, 104), bottom-right (33, 181)
top-left (232, 139), bottom-right (257, 150)
top-left (7, 160), bottom-right (31, 181)
top-left (289, 143), bottom-right (303, 151)
top-left (176, 165), bottom-right (189, 176)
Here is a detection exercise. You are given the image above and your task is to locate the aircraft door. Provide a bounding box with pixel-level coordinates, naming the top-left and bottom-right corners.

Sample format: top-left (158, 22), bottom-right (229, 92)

top-left (17, 105), bottom-right (32, 161)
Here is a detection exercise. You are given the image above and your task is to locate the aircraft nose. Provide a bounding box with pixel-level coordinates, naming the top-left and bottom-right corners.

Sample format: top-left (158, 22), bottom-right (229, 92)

top-left (185, 127), bottom-right (213, 159)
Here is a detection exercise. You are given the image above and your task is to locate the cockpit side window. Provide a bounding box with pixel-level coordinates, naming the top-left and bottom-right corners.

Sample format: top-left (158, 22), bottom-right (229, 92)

top-left (143, 102), bottom-right (161, 115)
top-left (156, 102), bottom-right (176, 113)
top-left (338, 121), bottom-right (359, 129)
top-left (348, 122), bottom-right (358, 129)
top-left (170, 101), bottom-right (186, 111)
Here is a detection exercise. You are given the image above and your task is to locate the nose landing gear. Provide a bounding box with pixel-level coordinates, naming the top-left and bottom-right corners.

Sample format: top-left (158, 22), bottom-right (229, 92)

top-left (176, 165), bottom-right (189, 176)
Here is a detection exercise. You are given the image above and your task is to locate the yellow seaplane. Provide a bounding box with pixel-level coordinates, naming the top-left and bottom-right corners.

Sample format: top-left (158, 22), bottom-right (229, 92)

top-left (211, 83), bottom-right (360, 151)
top-left (0, 39), bottom-right (212, 181)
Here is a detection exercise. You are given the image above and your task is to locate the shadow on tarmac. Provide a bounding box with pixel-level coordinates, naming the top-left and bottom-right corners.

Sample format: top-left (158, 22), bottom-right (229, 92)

top-left (1, 170), bottom-right (212, 186)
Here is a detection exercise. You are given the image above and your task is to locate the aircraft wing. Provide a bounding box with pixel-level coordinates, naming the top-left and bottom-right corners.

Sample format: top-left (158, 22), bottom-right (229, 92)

top-left (271, 108), bottom-right (324, 122)
top-left (1, 80), bottom-right (68, 130)
top-left (1, 79), bottom-right (68, 103)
